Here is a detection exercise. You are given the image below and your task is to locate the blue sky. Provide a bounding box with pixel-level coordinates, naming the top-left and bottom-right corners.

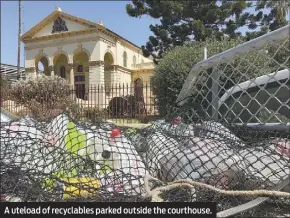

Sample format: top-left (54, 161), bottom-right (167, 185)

top-left (0, 1), bottom-right (286, 67)
top-left (1, 1), bottom-right (160, 66)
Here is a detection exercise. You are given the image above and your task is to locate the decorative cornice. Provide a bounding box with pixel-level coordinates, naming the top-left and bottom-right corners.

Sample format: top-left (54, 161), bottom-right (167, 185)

top-left (59, 12), bottom-right (97, 28)
top-left (131, 69), bottom-right (154, 73)
top-left (101, 63), bottom-right (152, 74)
top-left (99, 37), bottom-right (116, 47)
top-left (22, 25), bottom-right (143, 53)
top-left (111, 65), bottom-right (132, 74)
top-left (25, 63), bottom-right (152, 75)
top-left (105, 65), bottom-right (115, 71)
top-left (22, 29), bottom-right (98, 43)
top-left (24, 35), bottom-right (99, 50)
top-left (89, 60), bottom-right (104, 67)
top-left (88, 62), bottom-right (132, 73)
top-left (88, 61), bottom-right (97, 66)
top-left (23, 33), bottom-right (149, 57)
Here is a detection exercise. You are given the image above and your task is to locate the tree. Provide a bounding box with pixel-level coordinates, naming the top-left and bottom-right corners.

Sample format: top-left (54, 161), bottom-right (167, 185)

top-left (271, 0), bottom-right (290, 23)
top-left (126, 0), bottom-right (289, 63)
top-left (244, 0), bottom-right (290, 40)
top-left (257, 0), bottom-right (290, 24)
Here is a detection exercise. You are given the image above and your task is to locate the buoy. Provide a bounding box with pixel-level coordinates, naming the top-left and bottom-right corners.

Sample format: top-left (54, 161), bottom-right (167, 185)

top-left (110, 128), bottom-right (120, 139)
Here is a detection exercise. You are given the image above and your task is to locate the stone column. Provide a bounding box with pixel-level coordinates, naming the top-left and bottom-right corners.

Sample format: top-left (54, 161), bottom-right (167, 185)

top-left (49, 65), bottom-right (55, 77)
top-left (84, 66), bottom-right (90, 100)
top-left (68, 63), bottom-right (74, 86)
top-left (33, 66), bottom-right (37, 77)
top-left (67, 63), bottom-right (75, 100)
top-left (88, 60), bottom-right (105, 108)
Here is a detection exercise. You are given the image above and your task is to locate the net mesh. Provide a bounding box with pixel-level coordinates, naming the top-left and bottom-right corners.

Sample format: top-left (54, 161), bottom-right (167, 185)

top-left (1, 25), bottom-right (289, 217)
top-left (1, 114), bottom-right (289, 213)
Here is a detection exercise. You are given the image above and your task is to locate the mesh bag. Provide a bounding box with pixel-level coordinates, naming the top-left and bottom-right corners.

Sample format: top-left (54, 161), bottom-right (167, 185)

top-left (1, 114), bottom-right (147, 202)
top-left (1, 111), bottom-right (289, 214)
top-left (1, 24), bottom-right (289, 217)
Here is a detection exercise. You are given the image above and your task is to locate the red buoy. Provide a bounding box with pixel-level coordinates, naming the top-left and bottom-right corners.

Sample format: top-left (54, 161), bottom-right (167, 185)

top-left (171, 117), bottom-right (182, 125)
top-left (110, 128), bottom-right (121, 138)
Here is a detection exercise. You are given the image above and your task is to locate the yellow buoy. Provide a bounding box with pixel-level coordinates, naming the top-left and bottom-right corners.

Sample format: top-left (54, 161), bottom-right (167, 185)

top-left (61, 177), bottom-right (100, 199)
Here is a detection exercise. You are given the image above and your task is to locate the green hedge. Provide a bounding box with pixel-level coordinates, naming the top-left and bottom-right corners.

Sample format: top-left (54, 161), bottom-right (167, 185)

top-left (151, 38), bottom-right (287, 117)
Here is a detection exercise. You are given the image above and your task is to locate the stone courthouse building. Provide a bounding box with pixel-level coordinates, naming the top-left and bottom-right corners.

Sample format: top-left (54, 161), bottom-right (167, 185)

top-left (20, 7), bottom-right (155, 106)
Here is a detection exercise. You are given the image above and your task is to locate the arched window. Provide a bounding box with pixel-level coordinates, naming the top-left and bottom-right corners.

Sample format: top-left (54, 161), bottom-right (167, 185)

top-left (123, 51), bottom-right (127, 67)
top-left (60, 66), bottom-right (66, 78)
top-left (77, 64), bottom-right (83, 72)
top-left (133, 55), bottom-right (136, 65)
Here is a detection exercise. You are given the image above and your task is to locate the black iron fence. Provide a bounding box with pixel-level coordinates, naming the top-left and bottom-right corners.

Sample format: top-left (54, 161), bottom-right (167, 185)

top-left (1, 83), bottom-right (160, 124)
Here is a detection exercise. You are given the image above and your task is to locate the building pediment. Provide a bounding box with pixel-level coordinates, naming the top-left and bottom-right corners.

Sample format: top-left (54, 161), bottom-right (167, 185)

top-left (20, 7), bottom-right (154, 58)
top-left (20, 7), bottom-right (98, 42)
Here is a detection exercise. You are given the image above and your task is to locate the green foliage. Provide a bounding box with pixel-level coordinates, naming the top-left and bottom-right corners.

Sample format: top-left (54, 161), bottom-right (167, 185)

top-left (10, 74), bottom-right (74, 121)
top-left (0, 76), bottom-right (10, 106)
top-left (108, 97), bottom-right (128, 117)
top-left (108, 95), bottom-right (147, 120)
top-left (244, 0), bottom-right (290, 40)
top-left (257, 0), bottom-right (290, 23)
top-left (151, 38), bottom-right (281, 116)
top-left (126, 0), bottom-right (290, 62)
top-left (0, 75), bottom-right (8, 87)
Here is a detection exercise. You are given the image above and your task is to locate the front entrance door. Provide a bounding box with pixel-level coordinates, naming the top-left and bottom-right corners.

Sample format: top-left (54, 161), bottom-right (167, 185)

top-left (75, 75), bottom-right (85, 99)
top-left (134, 78), bottom-right (144, 101)
top-left (75, 84), bottom-right (85, 99)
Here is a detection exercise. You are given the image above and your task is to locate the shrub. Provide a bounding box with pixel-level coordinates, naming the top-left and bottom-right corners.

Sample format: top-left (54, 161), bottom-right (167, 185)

top-left (0, 76), bottom-right (10, 106)
top-left (126, 95), bottom-right (147, 118)
top-left (0, 75), bottom-right (8, 87)
top-left (151, 38), bottom-right (278, 116)
top-left (10, 74), bottom-right (74, 121)
top-left (108, 95), bottom-right (147, 120)
top-left (108, 97), bottom-right (128, 117)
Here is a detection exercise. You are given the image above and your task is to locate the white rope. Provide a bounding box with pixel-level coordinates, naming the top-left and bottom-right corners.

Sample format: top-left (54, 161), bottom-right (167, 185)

top-left (144, 174), bottom-right (290, 202)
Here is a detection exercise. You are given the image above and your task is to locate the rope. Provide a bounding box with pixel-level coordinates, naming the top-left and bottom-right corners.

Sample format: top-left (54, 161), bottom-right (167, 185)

top-left (144, 174), bottom-right (290, 202)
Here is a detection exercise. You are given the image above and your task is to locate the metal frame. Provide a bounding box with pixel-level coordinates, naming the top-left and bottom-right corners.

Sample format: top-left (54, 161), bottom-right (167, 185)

top-left (1, 63), bottom-right (26, 81)
top-left (176, 24), bottom-right (290, 105)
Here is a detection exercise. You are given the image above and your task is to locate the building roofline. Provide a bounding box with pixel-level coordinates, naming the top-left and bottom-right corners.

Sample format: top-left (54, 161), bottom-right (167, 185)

top-left (20, 7), bottom-right (152, 59)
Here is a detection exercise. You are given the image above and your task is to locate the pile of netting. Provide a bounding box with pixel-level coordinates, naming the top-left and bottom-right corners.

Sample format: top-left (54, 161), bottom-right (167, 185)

top-left (1, 110), bottom-right (289, 217)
